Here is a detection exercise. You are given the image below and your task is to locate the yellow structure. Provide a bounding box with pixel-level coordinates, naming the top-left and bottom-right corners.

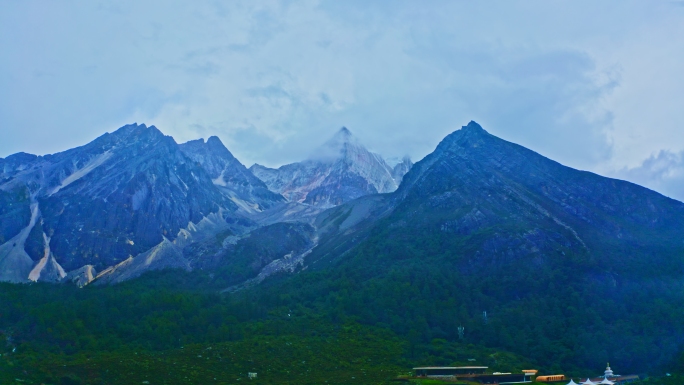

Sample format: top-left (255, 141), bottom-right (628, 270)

top-left (537, 374), bottom-right (566, 382)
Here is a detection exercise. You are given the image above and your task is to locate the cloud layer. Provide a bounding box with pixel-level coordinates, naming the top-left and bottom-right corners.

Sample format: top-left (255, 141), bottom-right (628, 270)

top-left (1, 0), bottom-right (683, 200)
top-left (614, 151), bottom-right (684, 201)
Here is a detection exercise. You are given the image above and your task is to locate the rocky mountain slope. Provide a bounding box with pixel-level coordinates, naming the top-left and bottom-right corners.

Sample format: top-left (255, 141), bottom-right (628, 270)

top-left (4, 120), bottom-right (684, 373)
top-left (310, 121), bottom-right (684, 269)
top-left (179, 136), bottom-right (284, 213)
top-left (250, 127), bottom-right (410, 208)
top-left (0, 124), bottom-right (277, 284)
top-left (250, 121), bottom-right (684, 373)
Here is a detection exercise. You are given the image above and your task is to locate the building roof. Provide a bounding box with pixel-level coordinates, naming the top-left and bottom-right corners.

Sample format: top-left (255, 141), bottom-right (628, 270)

top-left (413, 366), bottom-right (488, 370)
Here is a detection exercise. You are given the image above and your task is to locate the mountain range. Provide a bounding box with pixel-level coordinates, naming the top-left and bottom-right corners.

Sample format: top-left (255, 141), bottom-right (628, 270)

top-left (250, 127), bottom-right (411, 208)
top-left (2, 120), bottom-right (684, 374)
top-left (252, 121), bottom-right (684, 372)
top-left (0, 124), bottom-right (409, 286)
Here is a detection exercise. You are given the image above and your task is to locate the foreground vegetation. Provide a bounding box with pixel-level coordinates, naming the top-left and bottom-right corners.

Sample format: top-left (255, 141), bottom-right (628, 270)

top-left (2, 240), bottom-right (684, 384)
top-left (2, 323), bottom-right (404, 384)
top-left (0, 278), bottom-right (539, 385)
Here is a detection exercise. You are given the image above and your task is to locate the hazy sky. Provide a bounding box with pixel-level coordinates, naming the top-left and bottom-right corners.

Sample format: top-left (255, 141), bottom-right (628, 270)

top-left (2, 1), bottom-right (683, 200)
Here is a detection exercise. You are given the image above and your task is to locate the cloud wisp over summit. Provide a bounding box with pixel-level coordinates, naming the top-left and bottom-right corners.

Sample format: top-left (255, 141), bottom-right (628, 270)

top-left (1, 0), bottom-right (683, 199)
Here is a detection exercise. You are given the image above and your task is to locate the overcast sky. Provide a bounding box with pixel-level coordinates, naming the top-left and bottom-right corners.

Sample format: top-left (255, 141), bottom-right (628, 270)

top-left (2, 1), bottom-right (683, 200)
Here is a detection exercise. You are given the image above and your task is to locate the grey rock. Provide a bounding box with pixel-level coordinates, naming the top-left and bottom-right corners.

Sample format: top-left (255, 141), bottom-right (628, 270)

top-left (179, 136), bottom-right (284, 213)
top-left (0, 123), bottom-right (235, 272)
top-left (64, 265), bottom-right (97, 287)
top-left (94, 237), bottom-right (189, 285)
top-left (0, 203), bottom-right (41, 283)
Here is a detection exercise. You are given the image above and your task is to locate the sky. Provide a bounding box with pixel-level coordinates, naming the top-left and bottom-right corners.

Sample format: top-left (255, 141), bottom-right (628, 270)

top-left (1, 0), bottom-right (683, 200)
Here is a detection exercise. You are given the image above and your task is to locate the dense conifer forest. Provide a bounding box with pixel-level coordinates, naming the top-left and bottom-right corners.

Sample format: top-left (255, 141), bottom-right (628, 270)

top-left (2, 260), bottom-right (684, 384)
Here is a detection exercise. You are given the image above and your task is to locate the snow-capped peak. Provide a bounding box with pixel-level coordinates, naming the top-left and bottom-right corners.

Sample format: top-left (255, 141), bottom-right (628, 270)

top-left (250, 126), bottom-right (413, 207)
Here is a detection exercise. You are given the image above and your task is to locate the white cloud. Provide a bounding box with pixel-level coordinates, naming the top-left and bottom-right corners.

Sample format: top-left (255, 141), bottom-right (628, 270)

top-left (1, 0), bottom-right (683, 200)
top-left (612, 150), bottom-right (684, 201)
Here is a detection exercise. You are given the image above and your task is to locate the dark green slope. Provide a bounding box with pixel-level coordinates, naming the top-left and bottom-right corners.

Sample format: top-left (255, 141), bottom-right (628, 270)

top-left (0, 280), bottom-right (537, 384)
top-left (256, 121), bottom-right (684, 374)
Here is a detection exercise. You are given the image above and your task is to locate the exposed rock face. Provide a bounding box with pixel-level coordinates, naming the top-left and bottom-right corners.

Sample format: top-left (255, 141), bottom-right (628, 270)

top-left (65, 265), bottom-right (97, 287)
top-left (179, 136), bottom-right (284, 213)
top-left (395, 121), bottom-right (684, 258)
top-left (186, 221), bottom-right (316, 289)
top-left (312, 122), bottom-right (684, 271)
top-left (390, 156), bottom-right (413, 185)
top-left (278, 121), bottom-right (684, 374)
top-left (0, 123), bottom-right (237, 276)
top-left (94, 237), bottom-right (189, 285)
top-left (0, 187), bottom-right (32, 246)
top-left (250, 127), bottom-right (408, 208)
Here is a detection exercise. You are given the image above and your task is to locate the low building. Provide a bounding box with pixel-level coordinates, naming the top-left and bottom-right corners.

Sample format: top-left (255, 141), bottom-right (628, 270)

top-left (475, 372), bottom-right (536, 384)
top-left (414, 366), bottom-right (488, 378)
top-left (413, 366), bottom-right (536, 383)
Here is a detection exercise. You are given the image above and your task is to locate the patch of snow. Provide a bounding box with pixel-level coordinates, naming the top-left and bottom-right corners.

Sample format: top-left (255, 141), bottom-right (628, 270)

top-left (212, 168), bottom-right (227, 186)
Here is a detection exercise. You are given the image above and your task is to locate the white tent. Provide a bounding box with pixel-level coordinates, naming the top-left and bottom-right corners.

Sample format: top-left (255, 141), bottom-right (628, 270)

top-left (581, 379), bottom-right (597, 385)
top-left (566, 380), bottom-right (579, 385)
top-left (599, 379), bottom-right (615, 385)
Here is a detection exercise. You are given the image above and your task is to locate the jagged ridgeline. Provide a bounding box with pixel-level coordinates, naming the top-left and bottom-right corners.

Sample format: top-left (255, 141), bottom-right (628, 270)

top-left (0, 123), bottom-right (409, 286)
top-left (260, 121), bottom-right (684, 373)
top-left (2, 121), bottom-right (684, 376)
top-left (0, 124), bottom-right (287, 285)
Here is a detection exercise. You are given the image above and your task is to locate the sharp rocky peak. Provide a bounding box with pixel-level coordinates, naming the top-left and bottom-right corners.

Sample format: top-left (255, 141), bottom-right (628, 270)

top-left (206, 136), bottom-right (236, 160)
top-left (429, 120), bottom-right (491, 154)
top-left (103, 123), bottom-right (175, 151)
top-left (181, 136), bottom-right (236, 161)
top-left (464, 120), bottom-right (486, 132)
top-left (178, 134), bottom-right (284, 210)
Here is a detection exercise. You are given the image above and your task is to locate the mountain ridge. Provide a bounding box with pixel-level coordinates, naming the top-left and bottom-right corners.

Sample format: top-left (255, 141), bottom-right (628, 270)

top-left (0, 123), bottom-right (267, 283)
top-left (261, 120), bottom-right (684, 372)
top-left (3, 120), bottom-right (684, 375)
top-left (179, 135), bottom-right (285, 213)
